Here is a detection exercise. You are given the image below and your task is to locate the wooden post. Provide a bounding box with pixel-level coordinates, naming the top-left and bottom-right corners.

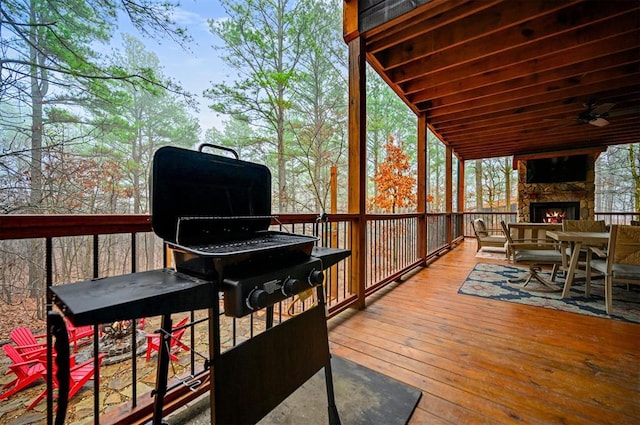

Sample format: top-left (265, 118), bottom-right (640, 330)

top-left (343, 0), bottom-right (359, 43)
top-left (445, 145), bottom-right (453, 244)
top-left (165, 245), bottom-right (173, 268)
top-left (348, 36), bottom-right (367, 310)
top-left (331, 166), bottom-right (338, 215)
top-left (330, 166), bottom-right (338, 300)
top-left (417, 114), bottom-right (427, 263)
top-left (457, 158), bottom-right (465, 214)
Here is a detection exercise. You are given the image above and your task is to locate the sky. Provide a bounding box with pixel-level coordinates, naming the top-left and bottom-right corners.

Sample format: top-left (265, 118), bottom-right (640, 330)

top-left (114, 1), bottom-right (230, 135)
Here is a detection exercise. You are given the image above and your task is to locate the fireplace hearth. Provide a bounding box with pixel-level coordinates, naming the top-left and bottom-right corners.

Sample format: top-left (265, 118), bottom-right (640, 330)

top-left (530, 202), bottom-right (580, 223)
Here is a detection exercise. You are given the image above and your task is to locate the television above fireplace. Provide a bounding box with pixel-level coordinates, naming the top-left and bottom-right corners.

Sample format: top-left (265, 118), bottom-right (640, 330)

top-left (526, 155), bottom-right (588, 183)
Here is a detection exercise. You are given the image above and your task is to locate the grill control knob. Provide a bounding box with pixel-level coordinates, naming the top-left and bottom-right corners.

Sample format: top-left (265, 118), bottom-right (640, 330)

top-left (308, 269), bottom-right (324, 286)
top-left (282, 278), bottom-right (301, 296)
top-left (247, 288), bottom-right (268, 310)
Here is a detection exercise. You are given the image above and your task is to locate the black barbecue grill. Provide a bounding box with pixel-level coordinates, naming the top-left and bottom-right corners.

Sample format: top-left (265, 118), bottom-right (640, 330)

top-left (150, 144), bottom-right (345, 319)
top-left (49, 143), bottom-right (349, 425)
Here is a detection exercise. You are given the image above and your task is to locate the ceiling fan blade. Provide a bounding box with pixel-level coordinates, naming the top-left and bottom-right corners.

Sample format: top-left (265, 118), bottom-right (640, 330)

top-left (590, 102), bottom-right (615, 115)
top-left (608, 107), bottom-right (640, 117)
top-left (589, 117), bottom-right (609, 127)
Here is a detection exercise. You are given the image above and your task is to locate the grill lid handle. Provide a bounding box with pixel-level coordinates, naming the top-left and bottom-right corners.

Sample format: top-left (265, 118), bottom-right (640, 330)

top-left (198, 143), bottom-right (239, 159)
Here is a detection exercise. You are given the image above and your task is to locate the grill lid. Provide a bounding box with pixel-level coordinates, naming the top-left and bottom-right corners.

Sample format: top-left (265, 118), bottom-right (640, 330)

top-left (150, 145), bottom-right (272, 245)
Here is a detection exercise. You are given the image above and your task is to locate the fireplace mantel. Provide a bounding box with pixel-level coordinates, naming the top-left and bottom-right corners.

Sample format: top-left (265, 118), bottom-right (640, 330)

top-left (527, 191), bottom-right (587, 200)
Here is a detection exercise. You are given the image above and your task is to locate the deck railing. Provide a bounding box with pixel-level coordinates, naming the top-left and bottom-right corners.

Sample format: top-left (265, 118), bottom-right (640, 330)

top-left (0, 212), bottom-right (459, 424)
top-left (461, 211), bottom-right (640, 238)
top-left (1, 210), bottom-right (636, 423)
top-left (594, 212), bottom-right (640, 226)
top-left (462, 211), bottom-right (516, 237)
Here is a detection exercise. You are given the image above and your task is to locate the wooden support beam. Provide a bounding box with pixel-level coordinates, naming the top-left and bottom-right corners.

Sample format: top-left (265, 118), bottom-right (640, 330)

top-left (347, 36), bottom-right (366, 310)
top-left (343, 0), bottom-right (359, 43)
top-left (417, 114), bottom-right (427, 262)
top-left (330, 166), bottom-right (338, 300)
top-left (445, 145), bottom-right (453, 244)
top-left (457, 159), bottom-right (465, 213)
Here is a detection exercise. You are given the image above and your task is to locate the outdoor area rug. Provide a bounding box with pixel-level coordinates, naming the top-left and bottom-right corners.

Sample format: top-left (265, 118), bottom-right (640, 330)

top-left (474, 248), bottom-right (507, 260)
top-left (459, 262), bottom-right (640, 324)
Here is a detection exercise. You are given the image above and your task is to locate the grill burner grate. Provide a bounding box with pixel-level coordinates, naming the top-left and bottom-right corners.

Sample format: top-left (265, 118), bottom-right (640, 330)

top-left (189, 233), bottom-right (316, 255)
top-left (175, 216), bottom-right (274, 244)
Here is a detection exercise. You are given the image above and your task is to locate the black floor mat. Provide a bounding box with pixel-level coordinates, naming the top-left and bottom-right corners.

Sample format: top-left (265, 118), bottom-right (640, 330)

top-left (259, 355), bottom-right (422, 425)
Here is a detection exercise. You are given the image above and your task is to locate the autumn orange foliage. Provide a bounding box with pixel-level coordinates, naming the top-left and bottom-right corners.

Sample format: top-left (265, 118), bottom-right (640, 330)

top-left (370, 135), bottom-right (416, 213)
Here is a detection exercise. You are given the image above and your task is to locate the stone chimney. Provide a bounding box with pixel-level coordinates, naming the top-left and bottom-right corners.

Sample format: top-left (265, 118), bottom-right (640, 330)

top-left (517, 154), bottom-right (596, 222)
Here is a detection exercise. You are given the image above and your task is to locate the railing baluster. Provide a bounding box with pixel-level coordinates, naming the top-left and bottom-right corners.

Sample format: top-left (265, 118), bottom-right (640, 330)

top-left (92, 235), bottom-right (100, 425)
top-left (131, 233), bottom-right (138, 408)
top-left (46, 237), bottom-right (53, 425)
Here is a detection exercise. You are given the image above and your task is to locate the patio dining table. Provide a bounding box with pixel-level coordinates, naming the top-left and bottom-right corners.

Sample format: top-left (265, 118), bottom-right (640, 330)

top-left (547, 230), bottom-right (610, 298)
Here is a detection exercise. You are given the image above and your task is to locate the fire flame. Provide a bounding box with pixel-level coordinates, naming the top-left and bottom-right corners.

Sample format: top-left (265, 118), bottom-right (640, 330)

top-left (544, 210), bottom-right (566, 223)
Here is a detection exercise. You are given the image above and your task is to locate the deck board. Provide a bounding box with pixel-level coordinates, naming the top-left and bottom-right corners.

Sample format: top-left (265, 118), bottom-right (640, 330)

top-left (327, 241), bottom-right (640, 424)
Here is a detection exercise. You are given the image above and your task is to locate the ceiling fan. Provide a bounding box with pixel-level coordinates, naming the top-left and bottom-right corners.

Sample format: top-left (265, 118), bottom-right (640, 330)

top-left (577, 101), bottom-right (615, 127)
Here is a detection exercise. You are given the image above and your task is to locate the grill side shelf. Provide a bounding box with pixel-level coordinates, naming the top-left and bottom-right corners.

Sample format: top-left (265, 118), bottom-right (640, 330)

top-left (312, 246), bottom-right (352, 269)
top-left (50, 269), bottom-right (215, 327)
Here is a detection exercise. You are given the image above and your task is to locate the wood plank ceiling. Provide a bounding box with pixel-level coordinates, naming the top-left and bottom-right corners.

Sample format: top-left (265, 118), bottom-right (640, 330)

top-left (358, 0), bottom-right (640, 160)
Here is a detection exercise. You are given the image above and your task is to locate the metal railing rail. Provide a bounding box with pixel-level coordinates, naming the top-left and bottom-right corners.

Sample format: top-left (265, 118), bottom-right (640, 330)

top-left (460, 211), bottom-right (640, 239)
top-left (462, 211), bottom-right (517, 238)
top-left (594, 212), bottom-right (640, 226)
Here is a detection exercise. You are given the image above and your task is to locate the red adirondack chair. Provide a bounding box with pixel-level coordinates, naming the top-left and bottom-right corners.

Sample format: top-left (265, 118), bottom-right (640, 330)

top-left (27, 353), bottom-right (105, 410)
top-left (145, 316), bottom-right (190, 362)
top-left (0, 344), bottom-right (46, 400)
top-left (9, 327), bottom-right (48, 360)
top-left (65, 318), bottom-right (95, 352)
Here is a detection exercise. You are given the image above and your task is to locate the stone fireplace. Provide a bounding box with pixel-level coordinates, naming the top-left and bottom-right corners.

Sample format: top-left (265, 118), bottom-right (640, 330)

top-left (517, 154), bottom-right (596, 222)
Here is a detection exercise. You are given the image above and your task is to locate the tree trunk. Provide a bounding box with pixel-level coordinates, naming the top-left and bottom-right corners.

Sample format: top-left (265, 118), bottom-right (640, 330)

top-left (133, 140), bottom-right (141, 214)
top-left (504, 157), bottom-right (511, 212)
top-left (28, 1), bottom-right (47, 318)
top-left (277, 110), bottom-right (286, 212)
top-left (629, 144), bottom-right (640, 212)
top-left (276, 1), bottom-right (287, 213)
top-left (475, 159), bottom-right (483, 211)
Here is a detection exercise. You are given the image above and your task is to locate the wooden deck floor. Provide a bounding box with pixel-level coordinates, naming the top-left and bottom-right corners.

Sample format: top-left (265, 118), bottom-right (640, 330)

top-left (327, 240), bottom-right (639, 425)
